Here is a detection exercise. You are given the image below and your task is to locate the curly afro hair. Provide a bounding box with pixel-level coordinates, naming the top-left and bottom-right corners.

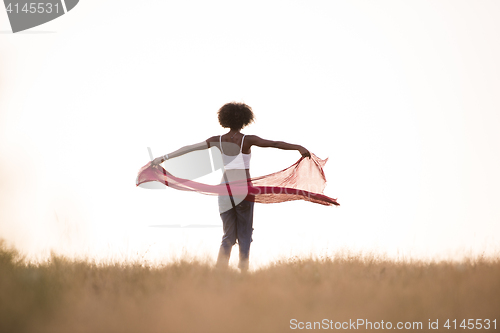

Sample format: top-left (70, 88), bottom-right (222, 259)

top-left (217, 102), bottom-right (255, 130)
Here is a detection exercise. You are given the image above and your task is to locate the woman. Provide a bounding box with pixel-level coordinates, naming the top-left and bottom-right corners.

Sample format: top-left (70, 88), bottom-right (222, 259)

top-left (152, 102), bottom-right (311, 271)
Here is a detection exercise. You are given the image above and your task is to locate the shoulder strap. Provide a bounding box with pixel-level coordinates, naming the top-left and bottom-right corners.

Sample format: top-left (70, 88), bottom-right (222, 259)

top-left (240, 134), bottom-right (246, 153)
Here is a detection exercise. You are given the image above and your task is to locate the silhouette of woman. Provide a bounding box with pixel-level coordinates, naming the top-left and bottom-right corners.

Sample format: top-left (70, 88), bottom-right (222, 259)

top-left (151, 102), bottom-right (311, 271)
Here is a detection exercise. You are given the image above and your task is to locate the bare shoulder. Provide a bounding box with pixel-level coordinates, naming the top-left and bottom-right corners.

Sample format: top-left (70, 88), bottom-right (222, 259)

top-left (244, 135), bottom-right (257, 143)
top-left (206, 135), bottom-right (220, 147)
top-left (242, 135), bottom-right (258, 146)
top-left (246, 135), bottom-right (276, 148)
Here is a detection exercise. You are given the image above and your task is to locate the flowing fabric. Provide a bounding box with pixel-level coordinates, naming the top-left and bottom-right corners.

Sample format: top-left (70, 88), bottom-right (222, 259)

top-left (136, 153), bottom-right (339, 206)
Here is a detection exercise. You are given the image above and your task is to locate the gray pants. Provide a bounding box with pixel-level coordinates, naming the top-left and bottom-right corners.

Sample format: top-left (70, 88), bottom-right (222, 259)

top-left (216, 199), bottom-right (255, 271)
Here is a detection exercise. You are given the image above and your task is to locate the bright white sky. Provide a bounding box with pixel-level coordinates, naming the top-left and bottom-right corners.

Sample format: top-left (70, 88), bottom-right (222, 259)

top-left (1, 0), bottom-right (499, 268)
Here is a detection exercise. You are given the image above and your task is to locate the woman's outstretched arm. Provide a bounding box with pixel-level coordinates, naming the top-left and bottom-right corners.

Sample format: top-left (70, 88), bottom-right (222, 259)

top-left (247, 135), bottom-right (311, 158)
top-left (151, 141), bottom-right (208, 165)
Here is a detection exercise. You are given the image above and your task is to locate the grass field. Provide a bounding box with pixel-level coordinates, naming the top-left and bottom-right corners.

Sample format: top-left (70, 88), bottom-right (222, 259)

top-left (1, 240), bottom-right (499, 333)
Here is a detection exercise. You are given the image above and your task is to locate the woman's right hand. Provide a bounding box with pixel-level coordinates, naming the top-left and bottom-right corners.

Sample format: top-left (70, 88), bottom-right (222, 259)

top-left (151, 157), bottom-right (164, 166)
top-left (298, 146), bottom-right (311, 159)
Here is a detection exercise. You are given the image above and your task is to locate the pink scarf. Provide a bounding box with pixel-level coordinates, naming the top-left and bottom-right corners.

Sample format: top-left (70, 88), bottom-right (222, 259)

top-left (136, 154), bottom-right (339, 206)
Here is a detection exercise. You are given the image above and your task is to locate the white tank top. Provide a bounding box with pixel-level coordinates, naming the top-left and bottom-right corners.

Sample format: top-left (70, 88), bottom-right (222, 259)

top-left (220, 134), bottom-right (251, 170)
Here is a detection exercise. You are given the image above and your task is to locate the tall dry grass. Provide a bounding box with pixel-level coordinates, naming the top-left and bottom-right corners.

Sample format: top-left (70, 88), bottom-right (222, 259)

top-left (1, 240), bottom-right (499, 333)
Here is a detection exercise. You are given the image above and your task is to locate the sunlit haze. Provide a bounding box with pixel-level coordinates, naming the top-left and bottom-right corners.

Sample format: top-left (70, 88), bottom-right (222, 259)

top-left (1, 0), bottom-right (499, 268)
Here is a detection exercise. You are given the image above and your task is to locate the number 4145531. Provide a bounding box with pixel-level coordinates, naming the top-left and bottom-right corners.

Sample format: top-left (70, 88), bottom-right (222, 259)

top-left (444, 319), bottom-right (496, 330)
top-left (5, 3), bottom-right (60, 14)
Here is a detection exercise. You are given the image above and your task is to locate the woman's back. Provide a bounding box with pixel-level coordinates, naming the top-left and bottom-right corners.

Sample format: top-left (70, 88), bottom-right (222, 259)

top-left (219, 134), bottom-right (251, 170)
